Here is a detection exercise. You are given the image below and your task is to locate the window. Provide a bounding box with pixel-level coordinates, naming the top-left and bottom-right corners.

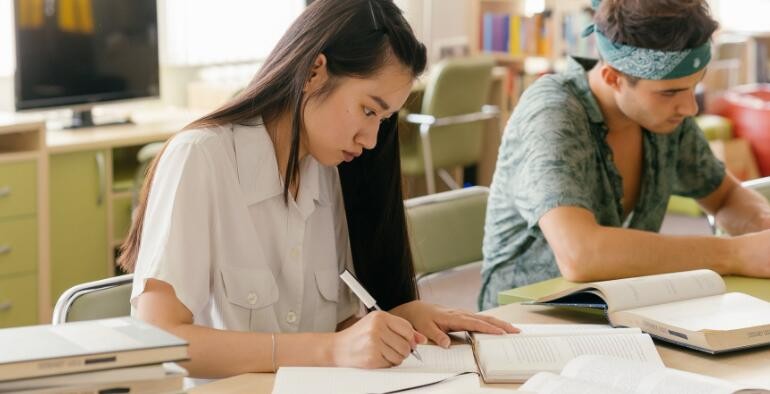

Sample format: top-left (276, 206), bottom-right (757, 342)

top-left (0, 0), bottom-right (13, 77)
top-left (160, 0), bottom-right (305, 66)
top-left (717, 0), bottom-right (770, 33)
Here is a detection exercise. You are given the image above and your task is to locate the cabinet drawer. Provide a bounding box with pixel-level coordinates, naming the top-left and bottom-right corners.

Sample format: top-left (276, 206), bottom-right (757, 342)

top-left (0, 160), bottom-right (37, 219)
top-left (0, 217), bottom-right (37, 277)
top-left (0, 273), bottom-right (38, 328)
top-left (113, 194), bottom-right (133, 243)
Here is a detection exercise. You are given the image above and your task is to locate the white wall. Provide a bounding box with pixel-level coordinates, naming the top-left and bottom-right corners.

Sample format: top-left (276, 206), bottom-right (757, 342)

top-left (396, 0), bottom-right (472, 65)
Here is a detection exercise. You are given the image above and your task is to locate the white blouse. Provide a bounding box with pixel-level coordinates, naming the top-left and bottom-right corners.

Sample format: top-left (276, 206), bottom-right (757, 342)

top-left (130, 120), bottom-right (359, 336)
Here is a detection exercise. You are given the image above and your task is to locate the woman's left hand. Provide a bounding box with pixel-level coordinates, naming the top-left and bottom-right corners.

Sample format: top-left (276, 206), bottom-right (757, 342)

top-left (389, 301), bottom-right (519, 348)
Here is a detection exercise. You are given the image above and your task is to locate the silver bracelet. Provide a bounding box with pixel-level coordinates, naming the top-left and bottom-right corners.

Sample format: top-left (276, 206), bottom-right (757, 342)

top-left (271, 333), bottom-right (277, 372)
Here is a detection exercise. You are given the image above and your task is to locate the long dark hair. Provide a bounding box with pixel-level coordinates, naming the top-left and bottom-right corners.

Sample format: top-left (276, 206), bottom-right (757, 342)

top-left (118, 0), bottom-right (426, 309)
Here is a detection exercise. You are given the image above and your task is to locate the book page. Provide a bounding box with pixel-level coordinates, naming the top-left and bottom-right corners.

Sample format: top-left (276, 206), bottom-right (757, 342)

top-left (624, 292), bottom-right (770, 332)
top-left (592, 270), bottom-right (725, 312)
top-left (272, 367), bottom-right (518, 394)
top-left (395, 344), bottom-right (478, 373)
top-left (559, 355), bottom-right (748, 394)
top-left (521, 372), bottom-right (629, 394)
top-left (473, 325), bottom-right (640, 341)
top-left (476, 333), bottom-right (661, 378)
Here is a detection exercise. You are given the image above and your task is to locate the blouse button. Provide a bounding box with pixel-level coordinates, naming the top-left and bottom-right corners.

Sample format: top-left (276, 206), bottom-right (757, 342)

top-left (247, 292), bottom-right (258, 305)
top-left (286, 311), bottom-right (298, 324)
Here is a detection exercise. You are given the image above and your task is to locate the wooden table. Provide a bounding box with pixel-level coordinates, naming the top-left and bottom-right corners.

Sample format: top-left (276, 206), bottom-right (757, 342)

top-left (190, 302), bottom-right (770, 393)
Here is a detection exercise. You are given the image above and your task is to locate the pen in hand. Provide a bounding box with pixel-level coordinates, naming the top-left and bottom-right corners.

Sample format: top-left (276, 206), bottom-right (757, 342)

top-left (340, 270), bottom-right (424, 362)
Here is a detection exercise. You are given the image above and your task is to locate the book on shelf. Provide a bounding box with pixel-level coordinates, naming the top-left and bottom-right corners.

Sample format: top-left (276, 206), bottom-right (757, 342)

top-left (525, 269), bottom-right (770, 354)
top-left (479, 7), bottom-right (595, 59)
top-left (520, 354), bottom-right (770, 394)
top-left (0, 317), bottom-right (188, 381)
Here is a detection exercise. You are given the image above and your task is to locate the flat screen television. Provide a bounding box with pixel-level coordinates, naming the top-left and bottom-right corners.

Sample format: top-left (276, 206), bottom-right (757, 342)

top-left (13, 0), bottom-right (159, 128)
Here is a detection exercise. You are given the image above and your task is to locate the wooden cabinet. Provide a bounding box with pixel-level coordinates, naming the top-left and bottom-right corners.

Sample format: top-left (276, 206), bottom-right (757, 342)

top-left (0, 273), bottom-right (38, 327)
top-left (49, 150), bottom-right (110, 306)
top-left (0, 109), bottom-right (196, 327)
top-left (0, 122), bottom-right (44, 328)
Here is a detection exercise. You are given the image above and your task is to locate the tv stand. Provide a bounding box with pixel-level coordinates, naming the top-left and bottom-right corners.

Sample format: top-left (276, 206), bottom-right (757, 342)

top-left (65, 108), bottom-right (133, 130)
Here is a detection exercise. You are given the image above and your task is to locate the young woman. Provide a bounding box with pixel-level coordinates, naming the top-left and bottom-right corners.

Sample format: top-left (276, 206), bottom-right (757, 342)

top-left (118, 0), bottom-right (516, 383)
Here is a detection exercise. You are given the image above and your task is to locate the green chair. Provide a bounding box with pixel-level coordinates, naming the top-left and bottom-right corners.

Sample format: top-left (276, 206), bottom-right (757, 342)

top-left (405, 186), bottom-right (489, 311)
top-left (707, 176), bottom-right (770, 234)
top-left (400, 57), bottom-right (499, 194)
top-left (52, 274), bottom-right (133, 324)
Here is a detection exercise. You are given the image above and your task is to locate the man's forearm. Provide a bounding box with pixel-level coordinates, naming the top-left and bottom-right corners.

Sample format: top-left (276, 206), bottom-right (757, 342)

top-left (558, 226), bottom-right (737, 282)
top-left (714, 185), bottom-right (770, 235)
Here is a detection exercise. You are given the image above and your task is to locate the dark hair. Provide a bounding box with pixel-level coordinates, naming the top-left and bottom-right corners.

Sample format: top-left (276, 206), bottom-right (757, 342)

top-left (118, 0), bottom-right (426, 309)
top-left (595, 0), bottom-right (718, 83)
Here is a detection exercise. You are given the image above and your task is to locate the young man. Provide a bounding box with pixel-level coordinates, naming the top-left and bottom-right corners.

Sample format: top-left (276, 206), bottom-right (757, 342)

top-left (479, 0), bottom-right (770, 310)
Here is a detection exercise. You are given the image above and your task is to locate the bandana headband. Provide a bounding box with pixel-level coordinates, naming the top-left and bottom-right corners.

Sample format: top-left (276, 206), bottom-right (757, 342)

top-left (582, 0), bottom-right (711, 80)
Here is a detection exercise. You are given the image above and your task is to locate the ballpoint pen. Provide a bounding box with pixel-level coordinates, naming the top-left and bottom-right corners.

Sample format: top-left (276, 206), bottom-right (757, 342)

top-left (339, 269), bottom-right (423, 362)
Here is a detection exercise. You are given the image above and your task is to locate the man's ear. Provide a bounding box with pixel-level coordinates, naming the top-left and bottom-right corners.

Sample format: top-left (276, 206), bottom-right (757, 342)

top-left (600, 64), bottom-right (623, 92)
top-left (304, 53), bottom-right (330, 94)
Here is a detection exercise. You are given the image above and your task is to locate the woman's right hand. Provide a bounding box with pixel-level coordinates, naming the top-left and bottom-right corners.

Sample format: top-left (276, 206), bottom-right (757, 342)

top-left (330, 311), bottom-right (427, 368)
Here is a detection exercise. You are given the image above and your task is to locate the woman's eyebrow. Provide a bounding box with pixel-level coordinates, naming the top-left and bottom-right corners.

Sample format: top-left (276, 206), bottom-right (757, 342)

top-left (369, 95), bottom-right (391, 111)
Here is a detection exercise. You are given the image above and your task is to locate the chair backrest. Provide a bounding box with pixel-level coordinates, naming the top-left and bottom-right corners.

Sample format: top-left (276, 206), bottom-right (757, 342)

top-left (402, 57), bottom-right (495, 173)
top-left (708, 176), bottom-right (770, 234)
top-left (405, 186), bottom-right (489, 276)
top-left (52, 274), bottom-right (133, 325)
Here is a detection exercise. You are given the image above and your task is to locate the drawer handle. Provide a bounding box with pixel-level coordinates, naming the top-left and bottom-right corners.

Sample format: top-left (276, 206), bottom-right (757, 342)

top-left (0, 245), bottom-right (10, 255)
top-left (0, 186), bottom-right (10, 198)
top-left (0, 301), bottom-right (11, 312)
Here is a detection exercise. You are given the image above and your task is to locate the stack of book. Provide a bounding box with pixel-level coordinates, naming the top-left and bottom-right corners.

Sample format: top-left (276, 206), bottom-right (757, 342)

top-left (0, 317), bottom-right (188, 393)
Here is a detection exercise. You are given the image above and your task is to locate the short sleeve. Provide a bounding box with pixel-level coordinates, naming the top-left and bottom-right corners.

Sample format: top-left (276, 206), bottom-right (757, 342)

top-left (672, 118), bottom-right (726, 199)
top-left (504, 93), bottom-right (597, 228)
top-left (130, 134), bottom-right (216, 317)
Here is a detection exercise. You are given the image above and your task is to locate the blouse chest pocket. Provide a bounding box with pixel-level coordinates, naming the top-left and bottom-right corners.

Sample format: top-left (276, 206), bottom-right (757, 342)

top-left (219, 265), bottom-right (279, 331)
top-left (313, 267), bottom-right (340, 331)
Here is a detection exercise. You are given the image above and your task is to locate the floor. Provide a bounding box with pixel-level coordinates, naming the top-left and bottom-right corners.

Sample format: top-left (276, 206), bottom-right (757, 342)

top-left (416, 214), bottom-right (714, 312)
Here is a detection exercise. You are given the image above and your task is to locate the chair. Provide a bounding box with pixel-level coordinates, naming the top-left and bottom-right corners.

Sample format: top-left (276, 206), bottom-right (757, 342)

top-left (52, 274), bottom-right (133, 325)
top-left (400, 57), bottom-right (499, 194)
top-left (405, 186), bottom-right (489, 311)
top-left (707, 176), bottom-right (770, 234)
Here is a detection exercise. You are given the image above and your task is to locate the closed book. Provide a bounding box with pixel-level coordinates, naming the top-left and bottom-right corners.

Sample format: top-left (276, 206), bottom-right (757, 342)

top-left (0, 363), bottom-right (166, 391)
top-left (0, 317), bottom-right (188, 381)
top-left (1, 363), bottom-right (187, 394)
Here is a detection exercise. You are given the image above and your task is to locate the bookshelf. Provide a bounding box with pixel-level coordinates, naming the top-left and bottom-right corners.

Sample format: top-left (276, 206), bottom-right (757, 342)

top-left (470, 0), bottom-right (594, 63)
top-left (469, 0), bottom-right (594, 108)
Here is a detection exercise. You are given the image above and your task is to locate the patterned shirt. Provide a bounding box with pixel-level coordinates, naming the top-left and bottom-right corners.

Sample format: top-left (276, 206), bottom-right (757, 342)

top-left (478, 57), bottom-right (725, 310)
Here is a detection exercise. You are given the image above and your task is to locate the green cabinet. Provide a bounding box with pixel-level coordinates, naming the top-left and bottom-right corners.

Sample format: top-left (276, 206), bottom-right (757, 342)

top-left (0, 161), bottom-right (37, 219)
top-left (0, 273), bottom-right (38, 327)
top-left (0, 159), bottom-right (39, 327)
top-left (49, 150), bottom-right (109, 306)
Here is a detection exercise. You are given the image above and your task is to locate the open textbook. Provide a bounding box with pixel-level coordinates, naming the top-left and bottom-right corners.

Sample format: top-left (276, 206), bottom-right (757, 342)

top-left (520, 355), bottom-right (770, 394)
top-left (470, 325), bottom-right (661, 383)
top-left (525, 269), bottom-right (770, 353)
top-left (275, 324), bottom-right (662, 393)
